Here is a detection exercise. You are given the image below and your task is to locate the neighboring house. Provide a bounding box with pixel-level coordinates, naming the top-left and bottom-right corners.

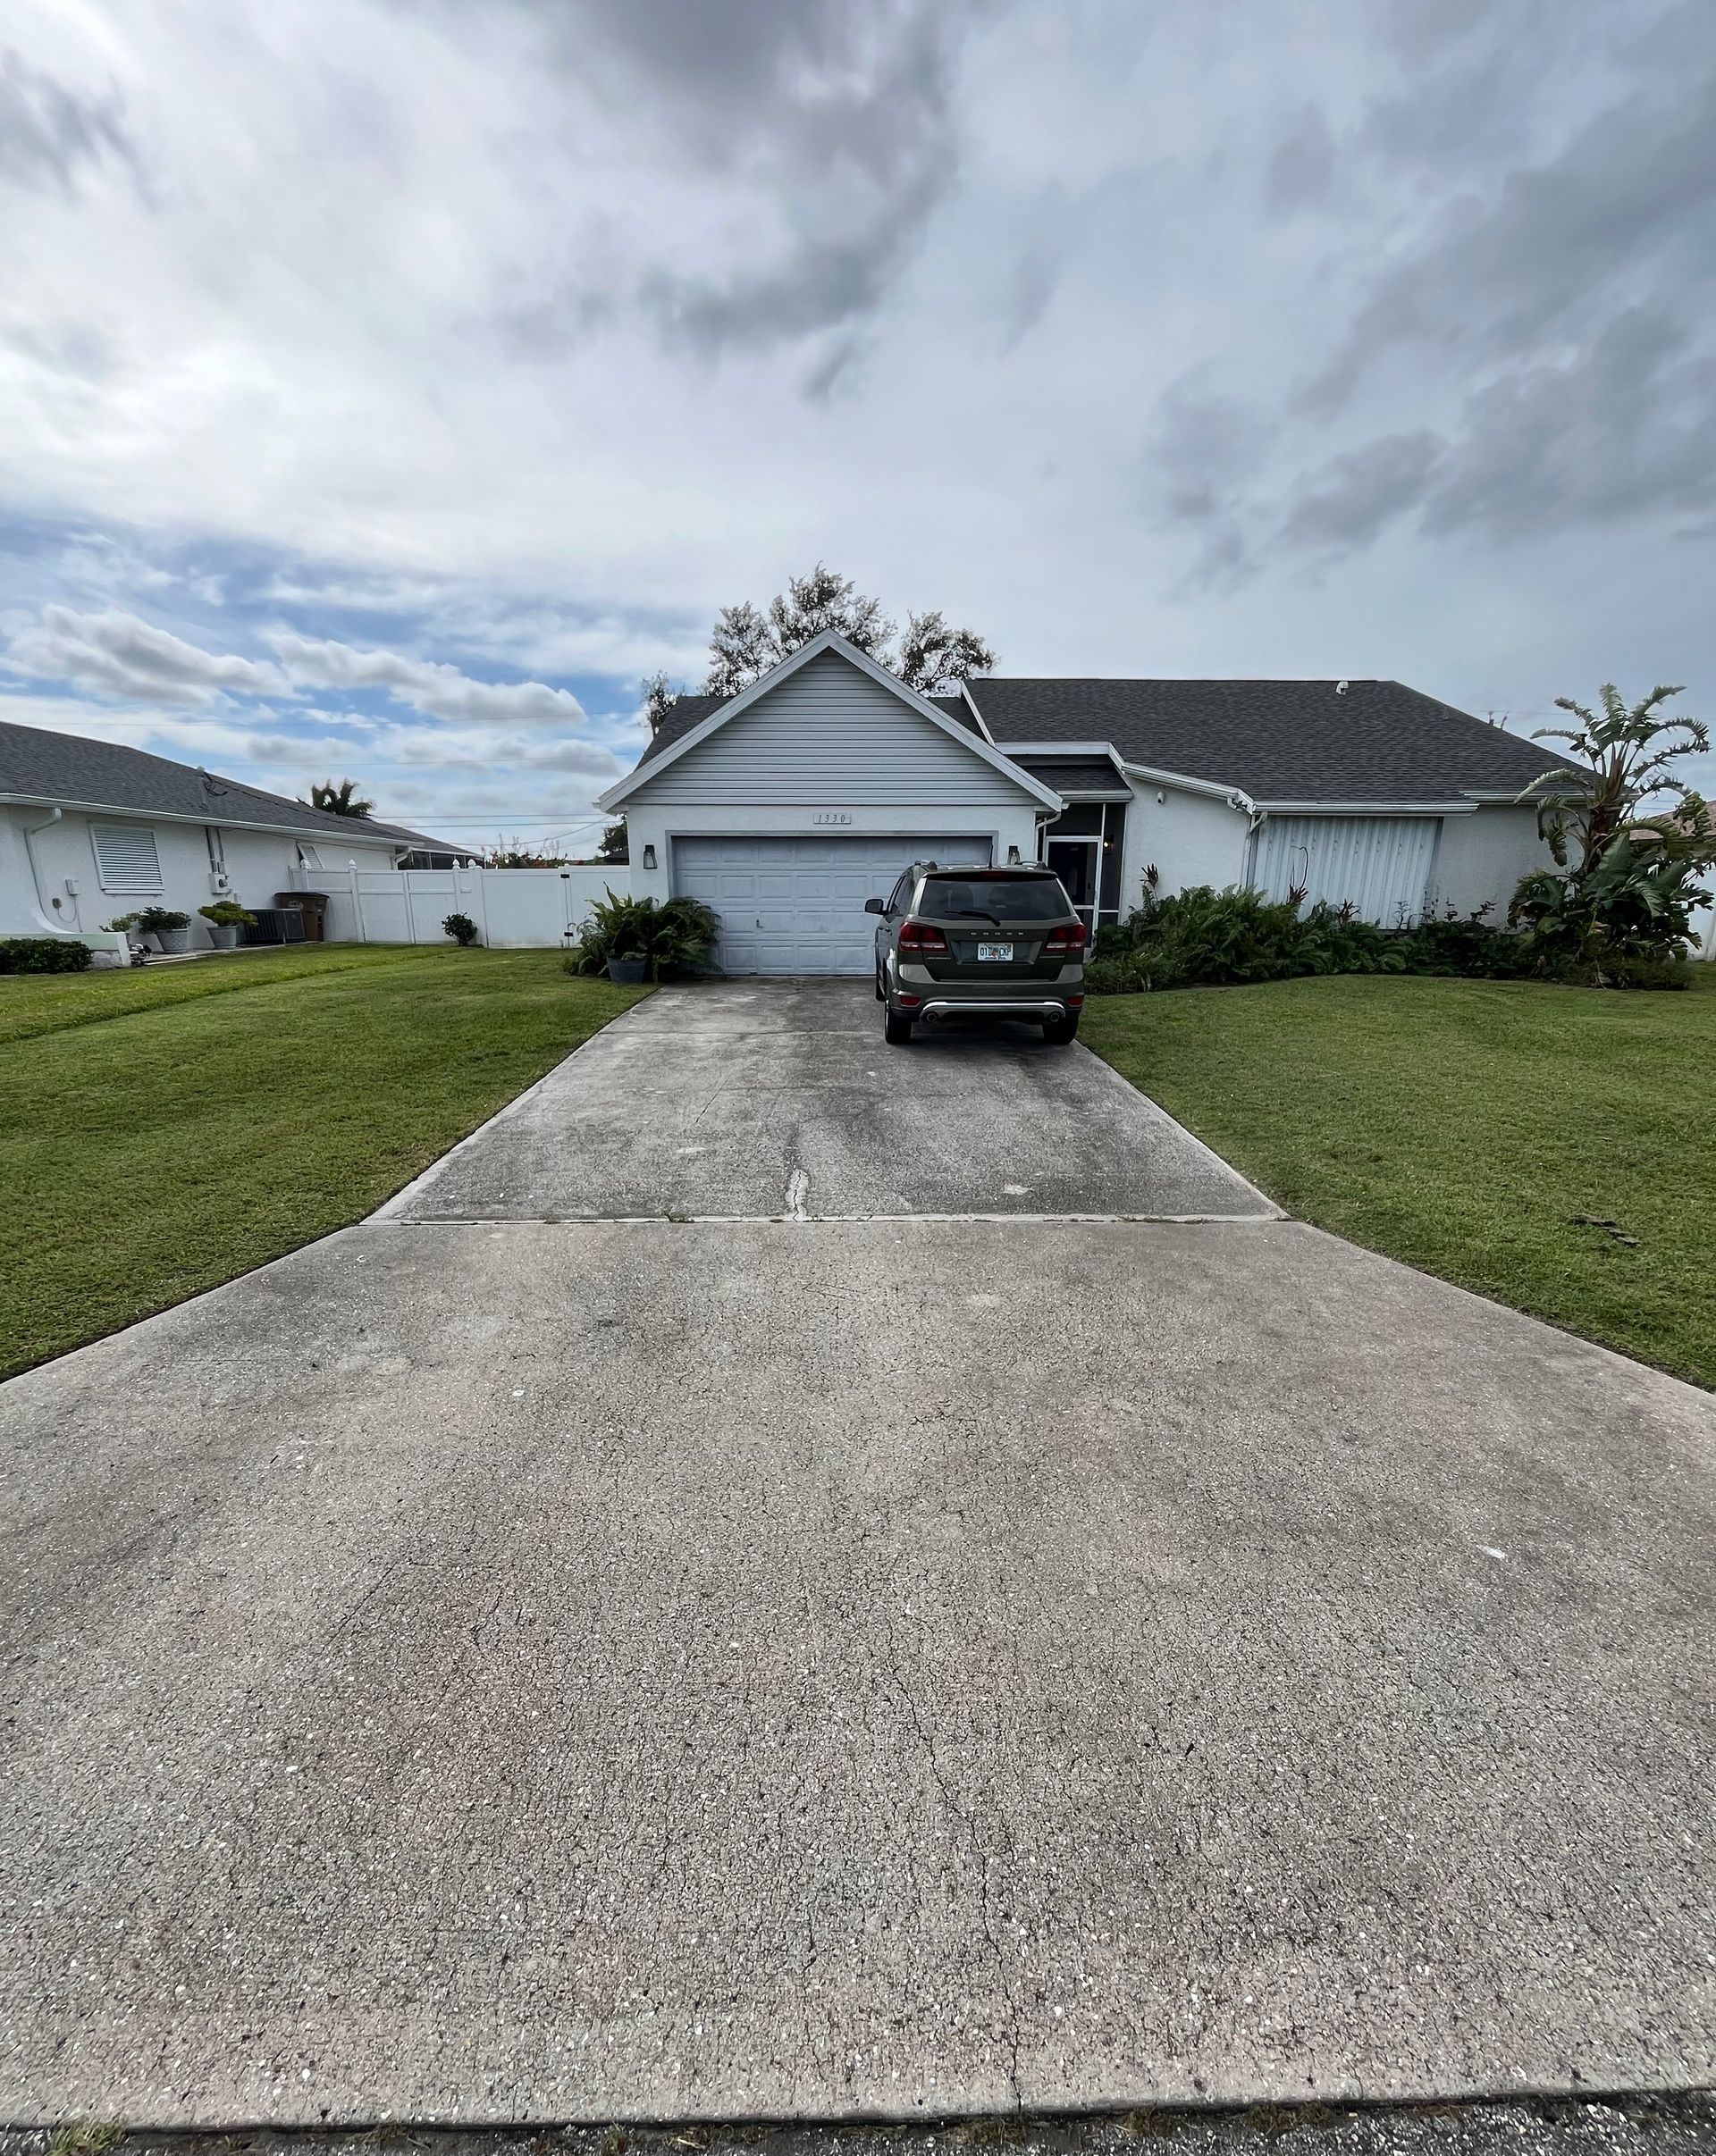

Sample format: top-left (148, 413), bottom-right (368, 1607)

top-left (0, 717), bottom-right (457, 953)
top-left (597, 630), bottom-right (1574, 974)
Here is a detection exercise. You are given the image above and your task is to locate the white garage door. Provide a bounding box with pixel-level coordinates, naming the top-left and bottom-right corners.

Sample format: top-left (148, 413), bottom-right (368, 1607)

top-left (674, 835), bottom-right (992, 974)
top-left (1252, 815), bottom-right (1441, 927)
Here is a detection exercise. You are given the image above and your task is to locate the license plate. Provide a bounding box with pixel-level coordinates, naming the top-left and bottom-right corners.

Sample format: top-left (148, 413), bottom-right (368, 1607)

top-left (977, 941), bottom-right (1014, 962)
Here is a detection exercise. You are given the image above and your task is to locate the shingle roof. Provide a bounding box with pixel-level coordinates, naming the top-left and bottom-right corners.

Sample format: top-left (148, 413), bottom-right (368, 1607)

top-left (966, 679), bottom-right (1573, 804)
top-left (1008, 755), bottom-right (1131, 796)
top-left (0, 715), bottom-right (456, 849)
top-left (623, 674), bottom-right (1575, 806)
top-left (633, 693), bottom-right (723, 768)
top-left (629, 686), bottom-right (980, 772)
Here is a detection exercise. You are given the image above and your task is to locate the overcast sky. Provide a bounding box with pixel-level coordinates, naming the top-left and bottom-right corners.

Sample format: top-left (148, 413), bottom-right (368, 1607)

top-left (2, 0), bottom-right (1712, 846)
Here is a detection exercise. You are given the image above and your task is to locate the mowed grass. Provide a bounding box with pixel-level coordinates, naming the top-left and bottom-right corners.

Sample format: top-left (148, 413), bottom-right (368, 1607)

top-left (0, 946), bottom-right (646, 1379)
top-left (1082, 968), bottom-right (1716, 1388)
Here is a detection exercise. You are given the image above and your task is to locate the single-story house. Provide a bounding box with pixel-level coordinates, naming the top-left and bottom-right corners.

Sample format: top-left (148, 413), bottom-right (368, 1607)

top-left (596, 630), bottom-right (1570, 973)
top-left (0, 716), bottom-right (457, 957)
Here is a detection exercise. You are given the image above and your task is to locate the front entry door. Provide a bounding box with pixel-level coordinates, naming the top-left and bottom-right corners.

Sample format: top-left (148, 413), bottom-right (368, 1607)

top-left (1047, 838), bottom-right (1098, 935)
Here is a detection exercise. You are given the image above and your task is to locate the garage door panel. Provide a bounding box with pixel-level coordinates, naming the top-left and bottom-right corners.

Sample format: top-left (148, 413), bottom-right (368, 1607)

top-left (674, 835), bottom-right (991, 974)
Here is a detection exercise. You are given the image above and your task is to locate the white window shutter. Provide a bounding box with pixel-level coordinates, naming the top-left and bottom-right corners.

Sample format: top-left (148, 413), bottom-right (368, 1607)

top-left (91, 821), bottom-right (165, 893)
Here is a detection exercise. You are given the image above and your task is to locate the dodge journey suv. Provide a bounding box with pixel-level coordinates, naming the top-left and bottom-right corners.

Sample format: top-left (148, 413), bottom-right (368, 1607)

top-left (864, 861), bottom-right (1087, 1046)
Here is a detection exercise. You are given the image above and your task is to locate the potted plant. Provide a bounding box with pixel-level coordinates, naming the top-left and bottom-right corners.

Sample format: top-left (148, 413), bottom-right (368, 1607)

top-left (566, 892), bottom-right (718, 985)
top-left (199, 901), bottom-right (257, 950)
top-left (132, 904), bottom-right (193, 954)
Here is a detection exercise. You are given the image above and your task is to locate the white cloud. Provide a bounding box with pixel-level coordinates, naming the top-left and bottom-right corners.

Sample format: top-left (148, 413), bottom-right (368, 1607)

top-left (1, 604), bottom-right (596, 734)
top-left (267, 631), bottom-right (588, 726)
top-left (1, 605), bottom-right (286, 704)
top-left (0, 0), bottom-right (1709, 745)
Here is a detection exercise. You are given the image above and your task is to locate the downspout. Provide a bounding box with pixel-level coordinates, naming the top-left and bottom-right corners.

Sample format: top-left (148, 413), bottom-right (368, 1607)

top-left (23, 807), bottom-right (79, 933)
top-left (1242, 803), bottom-right (1266, 889)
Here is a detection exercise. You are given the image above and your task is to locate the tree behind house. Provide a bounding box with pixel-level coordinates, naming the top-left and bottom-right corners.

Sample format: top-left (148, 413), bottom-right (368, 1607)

top-left (702, 563), bottom-right (994, 700)
top-left (309, 778), bottom-right (374, 818)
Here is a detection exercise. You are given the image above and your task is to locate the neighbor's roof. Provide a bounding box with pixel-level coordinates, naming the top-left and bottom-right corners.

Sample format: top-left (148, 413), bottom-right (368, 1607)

top-left (0, 715), bottom-right (457, 849)
top-left (632, 687), bottom-right (980, 771)
top-left (965, 679), bottom-right (1574, 804)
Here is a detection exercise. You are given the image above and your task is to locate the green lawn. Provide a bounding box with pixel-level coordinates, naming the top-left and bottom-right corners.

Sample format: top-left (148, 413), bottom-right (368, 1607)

top-left (0, 946), bottom-right (646, 1380)
top-left (1082, 968), bottom-right (1716, 1389)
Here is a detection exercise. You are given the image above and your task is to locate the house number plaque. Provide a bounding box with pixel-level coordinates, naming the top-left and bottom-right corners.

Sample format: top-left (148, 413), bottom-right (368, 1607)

top-left (812, 810), bottom-right (853, 826)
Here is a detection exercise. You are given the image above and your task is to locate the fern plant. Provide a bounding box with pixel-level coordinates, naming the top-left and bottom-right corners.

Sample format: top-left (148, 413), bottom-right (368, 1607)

top-left (568, 892), bottom-right (717, 981)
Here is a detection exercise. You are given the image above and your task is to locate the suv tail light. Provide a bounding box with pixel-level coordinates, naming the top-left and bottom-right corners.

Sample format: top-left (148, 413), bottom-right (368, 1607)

top-left (898, 919), bottom-right (950, 955)
top-left (1044, 920), bottom-right (1089, 954)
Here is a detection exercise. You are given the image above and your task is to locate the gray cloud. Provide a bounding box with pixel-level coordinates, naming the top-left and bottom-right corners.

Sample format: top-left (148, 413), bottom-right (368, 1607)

top-left (1150, 384), bottom-right (1277, 524)
top-left (535, 0), bottom-right (969, 175)
top-left (1143, 383), bottom-right (1277, 586)
top-left (998, 237), bottom-right (1063, 352)
top-left (1134, 0), bottom-right (1716, 587)
top-left (0, 50), bottom-right (137, 195)
top-left (643, 163), bottom-right (944, 358)
top-left (1280, 431), bottom-right (1448, 554)
top-left (1265, 106), bottom-right (1336, 218)
top-left (500, 0), bottom-right (978, 359)
top-left (1276, 308), bottom-right (1716, 555)
top-left (3, 606), bottom-right (284, 704)
top-left (1308, 29), bottom-right (1716, 412)
top-left (1423, 307), bottom-right (1716, 540)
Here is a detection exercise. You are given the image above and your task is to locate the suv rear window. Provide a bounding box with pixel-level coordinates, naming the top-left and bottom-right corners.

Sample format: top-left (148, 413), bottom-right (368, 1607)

top-left (918, 875), bottom-right (1071, 921)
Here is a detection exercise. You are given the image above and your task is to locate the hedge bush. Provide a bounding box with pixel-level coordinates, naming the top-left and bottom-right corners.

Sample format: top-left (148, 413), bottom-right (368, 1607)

top-left (0, 937), bottom-right (94, 975)
top-left (1085, 885), bottom-right (1539, 997)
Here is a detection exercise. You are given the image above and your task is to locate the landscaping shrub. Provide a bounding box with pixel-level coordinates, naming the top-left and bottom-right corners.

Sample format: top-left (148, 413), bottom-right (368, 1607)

top-left (442, 911), bottom-right (481, 946)
top-left (566, 892), bottom-right (717, 980)
top-left (1510, 839), bottom-right (1708, 984)
top-left (0, 937), bottom-right (93, 975)
top-left (1087, 879), bottom-right (1537, 995)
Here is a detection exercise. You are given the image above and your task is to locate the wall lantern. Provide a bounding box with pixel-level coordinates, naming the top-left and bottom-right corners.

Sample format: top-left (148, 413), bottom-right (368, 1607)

top-left (642, 843), bottom-right (658, 869)
top-left (1006, 843), bottom-right (1022, 865)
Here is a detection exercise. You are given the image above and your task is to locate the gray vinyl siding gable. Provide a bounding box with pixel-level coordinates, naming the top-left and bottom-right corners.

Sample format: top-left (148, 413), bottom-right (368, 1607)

top-left (628, 650), bottom-right (1034, 807)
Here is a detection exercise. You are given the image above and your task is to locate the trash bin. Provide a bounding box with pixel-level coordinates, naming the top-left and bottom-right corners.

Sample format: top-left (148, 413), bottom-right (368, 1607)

top-left (280, 890), bottom-right (329, 942)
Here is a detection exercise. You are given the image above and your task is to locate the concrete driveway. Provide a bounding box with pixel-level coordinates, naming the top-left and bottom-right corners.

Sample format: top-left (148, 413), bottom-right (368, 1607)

top-left (3, 981), bottom-right (1712, 2127)
top-left (381, 979), bottom-right (1276, 1222)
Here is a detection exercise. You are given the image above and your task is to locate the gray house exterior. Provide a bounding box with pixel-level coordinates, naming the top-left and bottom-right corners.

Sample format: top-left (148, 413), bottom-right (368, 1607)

top-left (598, 632), bottom-right (1564, 974)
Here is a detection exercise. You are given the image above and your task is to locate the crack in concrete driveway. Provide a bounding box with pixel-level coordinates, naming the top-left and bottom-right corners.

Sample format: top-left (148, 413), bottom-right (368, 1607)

top-left (1, 981), bottom-right (1712, 2127)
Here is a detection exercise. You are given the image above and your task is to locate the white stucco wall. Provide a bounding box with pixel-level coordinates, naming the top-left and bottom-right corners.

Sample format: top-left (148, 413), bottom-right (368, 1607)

top-left (0, 805), bottom-right (398, 944)
top-left (1426, 804), bottom-right (1554, 920)
top-left (1111, 777), bottom-right (1251, 916)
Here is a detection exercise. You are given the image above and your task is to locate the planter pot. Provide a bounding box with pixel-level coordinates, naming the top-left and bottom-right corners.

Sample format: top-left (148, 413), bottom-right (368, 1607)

top-left (206, 925), bottom-right (240, 950)
top-left (155, 927), bottom-right (191, 955)
top-left (607, 955), bottom-right (649, 985)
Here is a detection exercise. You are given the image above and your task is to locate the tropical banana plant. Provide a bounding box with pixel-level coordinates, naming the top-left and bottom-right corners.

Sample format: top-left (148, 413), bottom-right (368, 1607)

top-left (1521, 683), bottom-right (1710, 872)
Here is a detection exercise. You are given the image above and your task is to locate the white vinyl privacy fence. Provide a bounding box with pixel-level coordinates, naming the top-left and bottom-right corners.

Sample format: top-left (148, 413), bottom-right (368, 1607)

top-left (287, 862), bottom-right (627, 947)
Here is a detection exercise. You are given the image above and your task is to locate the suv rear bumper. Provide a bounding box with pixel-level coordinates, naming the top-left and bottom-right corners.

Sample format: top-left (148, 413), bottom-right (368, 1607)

top-left (914, 996), bottom-right (1077, 1022)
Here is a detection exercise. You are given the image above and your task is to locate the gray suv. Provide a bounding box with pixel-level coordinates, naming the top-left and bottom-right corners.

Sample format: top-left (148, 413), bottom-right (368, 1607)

top-left (865, 861), bottom-right (1087, 1046)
